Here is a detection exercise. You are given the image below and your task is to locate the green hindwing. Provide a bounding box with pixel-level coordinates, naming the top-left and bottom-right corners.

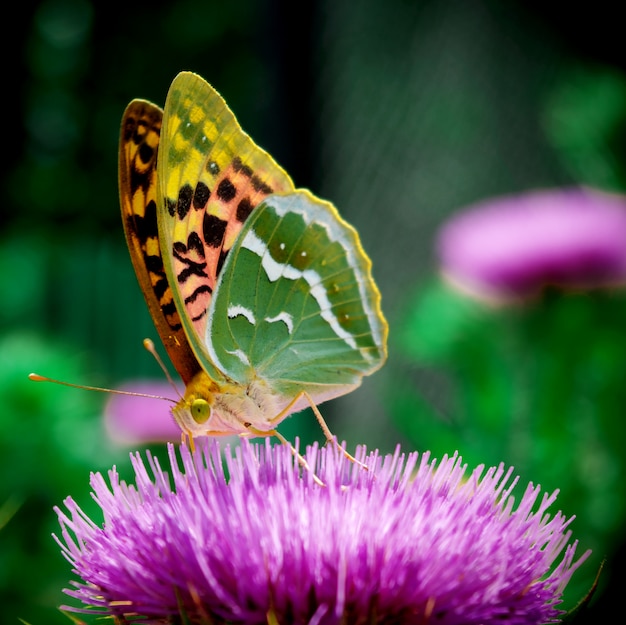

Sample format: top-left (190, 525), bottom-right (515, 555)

top-left (204, 190), bottom-right (387, 400)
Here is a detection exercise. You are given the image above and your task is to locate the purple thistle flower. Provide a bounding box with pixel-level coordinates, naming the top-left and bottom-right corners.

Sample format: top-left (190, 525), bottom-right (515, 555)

top-left (55, 440), bottom-right (590, 624)
top-left (437, 187), bottom-right (626, 302)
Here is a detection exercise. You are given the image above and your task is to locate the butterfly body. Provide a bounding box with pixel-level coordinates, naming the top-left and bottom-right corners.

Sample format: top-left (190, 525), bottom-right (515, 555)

top-left (174, 371), bottom-right (282, 436)
top-left (119, 72), bottom-right (387, 440)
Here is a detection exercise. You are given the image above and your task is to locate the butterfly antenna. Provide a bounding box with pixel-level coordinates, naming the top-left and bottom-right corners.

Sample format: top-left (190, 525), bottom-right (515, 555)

top-left (143, 338), bottom-right (183, 399)
top-left (28, 373), bottom-right (177, 403)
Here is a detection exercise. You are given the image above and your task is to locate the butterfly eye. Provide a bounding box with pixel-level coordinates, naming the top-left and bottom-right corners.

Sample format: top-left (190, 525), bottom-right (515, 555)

top-left (190, 398), bottom-right (211, 424)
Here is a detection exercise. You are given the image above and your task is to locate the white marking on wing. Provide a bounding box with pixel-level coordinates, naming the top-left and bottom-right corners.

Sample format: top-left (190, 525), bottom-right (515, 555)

top-left (228, 305), bottom-right (256, 326)
top-left (242, 230), bottom-right (370, 358)
top-left (226, 349), bottom-right (250, 366)
top-left (263, 195), bottom-right (385, 355)
top-left (265, 312), bottom-right (294, 334)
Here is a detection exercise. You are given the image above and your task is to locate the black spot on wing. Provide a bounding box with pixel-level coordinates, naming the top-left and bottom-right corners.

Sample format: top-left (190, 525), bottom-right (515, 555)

top-left (187, 232), bottom-right (205, 258)
top-left (128, 199), bottom-right (158, 244)
top-left (152, 276), bottom-right (169, 300)
top-left (216, 179), bottom-right (236, 202)
top-left (251, 175), bottom-right (273, 194)
top-left (129, 169), bottom-right (148, 196)
top-left (231, 156), bottom-right (273, 194)
top-left (166, 197), bottom-right (177, 217)
top-left (236, 197), bottom-right (253, 222)
top-left (138, 142), bottom-right (155, 165)
top-left (144, 253), bottom-right (164, 275)
top-left (161, 300), bottom-right (182, 330)
top-left (203, 213), bottom-right (227, 248)
top-left (161, 300), bottom-right (178, 317)
top-left (216, 248), bottom-right (229, 276)
top-left (232, 156), bottom-right (253, 177)
top-left (172, 241), bottom-right (187, 256)
top-left (193, 182), bottom-right (210, 209)
top-left (176, 184), bottom-right (193, 219)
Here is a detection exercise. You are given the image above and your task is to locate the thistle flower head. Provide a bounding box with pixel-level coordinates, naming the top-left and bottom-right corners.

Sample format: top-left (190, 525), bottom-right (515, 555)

top-left (55, 440), bottom-right (590, 624)
top-left (438, 187), bottom-right (626, 302)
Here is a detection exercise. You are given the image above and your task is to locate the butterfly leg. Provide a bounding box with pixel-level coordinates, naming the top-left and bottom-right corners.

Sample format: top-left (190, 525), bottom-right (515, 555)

top-left (243, 424), bottom-right (325, 487)
top-left (267, 391), bottom-right (368, 471)
top-left (301, 391), bottom-right (369, 471)
top-left (181, 429), bottom-right (195, 452)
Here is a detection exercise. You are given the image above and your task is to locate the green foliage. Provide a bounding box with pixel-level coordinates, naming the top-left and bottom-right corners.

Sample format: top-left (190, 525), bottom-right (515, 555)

top-left (0, 331), bottom-right (116, 625)
top-left (544, 65), bottom-right (626, 193)
top-left (392, 284), bottom-right (626, 607)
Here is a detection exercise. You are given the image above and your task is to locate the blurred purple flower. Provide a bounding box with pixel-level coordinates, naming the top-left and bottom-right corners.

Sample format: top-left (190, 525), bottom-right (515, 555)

top-left (104, 380), bottom-right (181, 445)
top-left (55, 439), bottom-right (589, 624)
top-left (438, 187), bottom-right (626, 301)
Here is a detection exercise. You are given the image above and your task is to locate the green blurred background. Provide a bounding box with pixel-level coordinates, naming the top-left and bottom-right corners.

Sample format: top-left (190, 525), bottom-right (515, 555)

top-left (1, 0), bottom-right (625, 623)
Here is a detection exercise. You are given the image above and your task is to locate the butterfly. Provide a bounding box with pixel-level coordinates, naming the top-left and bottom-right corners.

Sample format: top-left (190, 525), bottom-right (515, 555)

top-left (118, 71), bottom-right (387, 443)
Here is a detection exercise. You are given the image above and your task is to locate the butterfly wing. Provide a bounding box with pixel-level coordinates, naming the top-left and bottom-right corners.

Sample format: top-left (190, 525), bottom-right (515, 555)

top-left (119, 99), bottom-right (201, 384)
top-left (156, 72), bottom-right (295, 379)
top-left (205, 191), bottom-right (388, 406)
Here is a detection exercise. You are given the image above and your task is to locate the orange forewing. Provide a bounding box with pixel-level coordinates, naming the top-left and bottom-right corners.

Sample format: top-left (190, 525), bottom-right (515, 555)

top-left (118, 99), bottom-right (201, 385)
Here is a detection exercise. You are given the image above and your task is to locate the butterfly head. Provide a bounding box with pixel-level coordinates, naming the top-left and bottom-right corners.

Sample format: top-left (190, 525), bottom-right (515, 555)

top-left (171, 370), bottom-right (285, 437)
top-left (171, 371), bottom-right (221, 436)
